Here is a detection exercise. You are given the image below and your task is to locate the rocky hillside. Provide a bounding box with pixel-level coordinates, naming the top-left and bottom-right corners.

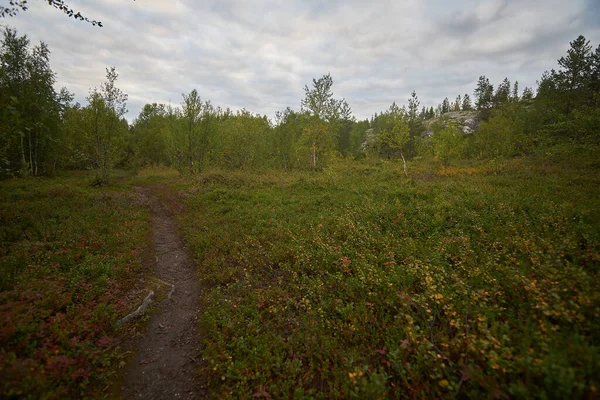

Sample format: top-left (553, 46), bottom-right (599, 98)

top-left (423, 110), bottom-right (482, 136)
top-left (360, 110), bottom-right (483, 153)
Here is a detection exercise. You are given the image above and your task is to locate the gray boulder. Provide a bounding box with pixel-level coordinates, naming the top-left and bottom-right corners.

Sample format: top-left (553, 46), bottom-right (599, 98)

top-left (423, 110), bottom-right (482, 137)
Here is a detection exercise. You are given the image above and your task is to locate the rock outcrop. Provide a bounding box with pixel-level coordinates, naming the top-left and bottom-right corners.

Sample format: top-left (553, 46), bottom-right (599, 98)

top-left (423, 110), bottom-right (482, 137)
top-left (359, 111), bottom-right (483, 153)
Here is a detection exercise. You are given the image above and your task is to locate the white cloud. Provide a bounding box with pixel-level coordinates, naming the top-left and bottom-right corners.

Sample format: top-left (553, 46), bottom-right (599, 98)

top-left (2, 0), bottom-right (599, 121)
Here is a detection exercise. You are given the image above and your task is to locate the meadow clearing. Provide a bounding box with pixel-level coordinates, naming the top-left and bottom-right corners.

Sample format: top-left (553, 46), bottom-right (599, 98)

top-left (4, 153), bottom-right (598, 398)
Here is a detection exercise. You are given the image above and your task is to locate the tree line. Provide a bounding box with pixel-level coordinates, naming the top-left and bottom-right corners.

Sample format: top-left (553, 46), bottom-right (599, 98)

top-left (1, 26), bottom-right (599, 182)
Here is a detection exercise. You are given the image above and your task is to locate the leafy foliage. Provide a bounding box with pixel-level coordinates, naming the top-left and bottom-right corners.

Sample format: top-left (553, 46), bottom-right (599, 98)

top-left (2, 28), bottom-right (599, 181)
top-left (0, 172), bottom-right (151, 398)
top-left (375, 103), bottom-right (410, 161)
top-left (0, 27), bottom-right (68, 177)
top-left (301, 73), bottom-right (351, 123)
top-left (172, 156), bottom-right (600, 399)
top-left (431, 122), bottom-right (466, 166)
top-left (86, 67), bottom-right (128, 185)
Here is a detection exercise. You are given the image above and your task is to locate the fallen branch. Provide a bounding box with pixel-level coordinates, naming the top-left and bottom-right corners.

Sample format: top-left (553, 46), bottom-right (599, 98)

top-left (116, 288), bottom-right (155, 327)
top-left (152, 277), bottom-right (175, 300)
top-left (116, 278), bottom-right (176, 327)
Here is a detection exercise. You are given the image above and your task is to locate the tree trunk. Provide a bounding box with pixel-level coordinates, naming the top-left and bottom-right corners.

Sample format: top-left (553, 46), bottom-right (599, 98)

top-left (188, 122), bottom-right (193, 174)
top-left (93, 104), bottom-right (104, 183)
top-left (28, 131), bottom-right (33, 175)
top-left (400, 150), bottom-right (408, 178)
top-left (33, 129), bottom-right (38, 176)
top-left (20, 132), bottom-right (26, 168)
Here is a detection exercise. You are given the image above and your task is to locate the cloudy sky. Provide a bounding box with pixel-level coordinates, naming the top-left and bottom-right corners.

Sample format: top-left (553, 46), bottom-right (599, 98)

top-left (2, 0), bottom-right (599, 121)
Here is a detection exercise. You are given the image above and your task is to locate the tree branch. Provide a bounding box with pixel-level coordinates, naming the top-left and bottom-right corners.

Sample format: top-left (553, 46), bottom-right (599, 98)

top-left (0, 0), bottom-right (110, 27)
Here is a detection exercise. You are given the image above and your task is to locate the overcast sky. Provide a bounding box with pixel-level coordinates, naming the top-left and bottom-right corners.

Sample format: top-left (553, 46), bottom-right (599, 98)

top-left (2, 0), bottom-right (599, 121)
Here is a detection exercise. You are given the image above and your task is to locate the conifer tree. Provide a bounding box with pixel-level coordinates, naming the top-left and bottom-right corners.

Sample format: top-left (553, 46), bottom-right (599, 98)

top-left (594, 44), bottom-right (600, 69)
top-left (454, 95), bottom-right (461, 111)
top-left (462, 94), bottom-right (473, 110)
top-left (407, 90), bottom-right (422, 136)
top-left (474, 76), bottom-right (494, 110)
top-left (441, 97), bottom-right (450, 114)
top-left (522, 87), bottom-right (534, 101)
top-left (591, 44), bottom-right (600, 98)
top-left (494, 77), bottom-right (511, 106)
top-left (512, 81), bottom-right (520, 102)
top-left (556, 35), bottom-right (593, 111)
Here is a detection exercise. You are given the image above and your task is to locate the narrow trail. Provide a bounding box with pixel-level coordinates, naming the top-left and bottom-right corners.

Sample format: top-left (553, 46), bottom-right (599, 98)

top-left (122, 186), bottom-right (204, 399)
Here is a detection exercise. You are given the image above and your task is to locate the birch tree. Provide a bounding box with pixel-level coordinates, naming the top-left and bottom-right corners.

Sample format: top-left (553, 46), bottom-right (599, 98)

top-left (87, 67), bottom-right (128, 184)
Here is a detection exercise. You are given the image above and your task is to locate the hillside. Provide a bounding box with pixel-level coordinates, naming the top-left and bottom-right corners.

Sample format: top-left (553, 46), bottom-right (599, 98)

top-left (423, 110), bottom-right (482, 136)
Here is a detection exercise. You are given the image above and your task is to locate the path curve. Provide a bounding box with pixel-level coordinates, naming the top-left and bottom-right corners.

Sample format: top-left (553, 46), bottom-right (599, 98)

top-left (122, 186), bottom-right (203, 399)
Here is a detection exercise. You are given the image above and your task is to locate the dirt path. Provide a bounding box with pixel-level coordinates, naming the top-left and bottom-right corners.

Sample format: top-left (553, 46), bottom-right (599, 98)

top-left (122, 186), bottom-right (204, 399)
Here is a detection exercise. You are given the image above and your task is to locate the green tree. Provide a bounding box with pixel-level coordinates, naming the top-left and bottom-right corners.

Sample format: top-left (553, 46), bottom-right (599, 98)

top-left (522, 86), bottom-right (534, 101)
top-left (441, 97), bottom-right (450, 114)
top-left (407, 91), bottom-right (420, 128)
top-left (59, 102), bottom-right (92, 170)
top-left (536, 70), bottom-right (559, 100)
top-left (454, 95), bottom-right (461, 111)
top-left (474, 75), bottom-right (494, 111)
top-left (494, 77), bottom-right (511, 107)
top-left (556, 35), bottom-right (593, 112)
top-left (301, 73), bottom-right (353, 155)
top-left (591, 44), bottom-right (600, 99)
top-left (475, 104), bottom-right (532, 161)
top-left (348, 119), bottom-right (370, 157)
top-left (297, 116), bottom-right (336, 170)
top-left (87, 67), bottom-right (128, 184)
top-left (130, 103), bottom-right (170, 167)
top-left (173, 89), bottom-right (214, 174)
top-left (432, 122), bottom-right (465, 167)
top-left (0, 27), bottom-right (31, 175)
top-left (0, 27), bottom-right (65, 177)
top-left (214, 109), bottom-right (270, 169)
top-left (462, 93), bottom-right (473, 110)
top-left (299, 73), bottom-right (350, 168)
top-left (162, 103), bottom-right (182, 168)
top-left (301, 73), bottom-right (338, 120)
top-left (406, 90), bottom-right (424, 151)
top-left (511, 81), bottom-right (520, 102)
top-left (331, 101), bottom-right (354, 155)
top-left (272, 108), bottom-right (305, 169)
top-left (377, 103), bottom-right (411, 176)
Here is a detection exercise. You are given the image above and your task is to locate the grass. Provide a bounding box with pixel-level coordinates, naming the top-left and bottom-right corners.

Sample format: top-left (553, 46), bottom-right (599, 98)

top-left (0, 171), bottom-right (152, 399)
top-left (169, 156), bottom-right (599, 399)
top-left (2, 156), bottom-right (599, 399)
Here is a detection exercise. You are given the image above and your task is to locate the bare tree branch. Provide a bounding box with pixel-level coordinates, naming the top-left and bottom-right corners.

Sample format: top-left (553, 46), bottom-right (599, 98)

top-left (0, 0), bottom-right (119, 27)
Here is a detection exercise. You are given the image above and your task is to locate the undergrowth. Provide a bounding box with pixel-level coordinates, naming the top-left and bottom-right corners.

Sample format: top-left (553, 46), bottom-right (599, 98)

top-left (3, 156), bottom-right (599, 399)
top-left (173, 156), bottom-right (600, 399)
top-left (0, 172), bottom-right (151, 399)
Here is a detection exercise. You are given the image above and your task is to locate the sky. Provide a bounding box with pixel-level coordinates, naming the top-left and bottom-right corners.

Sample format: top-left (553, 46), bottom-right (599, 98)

top-left (2, 0), bottom-right (599, 122)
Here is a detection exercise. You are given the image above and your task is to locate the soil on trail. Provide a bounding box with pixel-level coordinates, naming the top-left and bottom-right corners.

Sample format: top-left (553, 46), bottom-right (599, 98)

top-left (122, 186), bottom-right (204, 399)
